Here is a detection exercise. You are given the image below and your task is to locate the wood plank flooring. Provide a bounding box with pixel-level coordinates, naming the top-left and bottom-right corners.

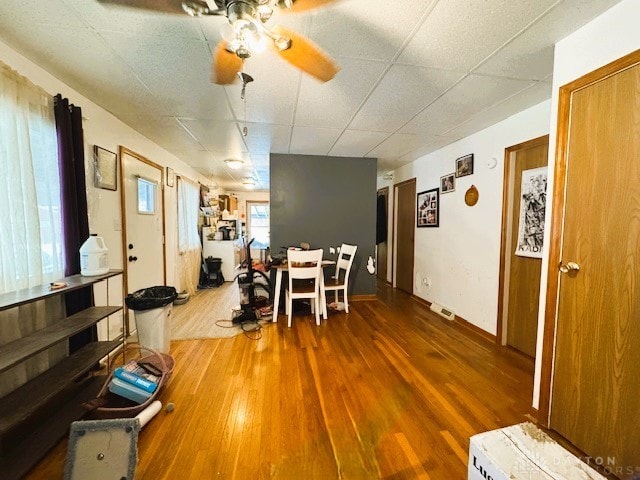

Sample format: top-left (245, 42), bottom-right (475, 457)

top-left (25, 282), bottom-right (534, 479)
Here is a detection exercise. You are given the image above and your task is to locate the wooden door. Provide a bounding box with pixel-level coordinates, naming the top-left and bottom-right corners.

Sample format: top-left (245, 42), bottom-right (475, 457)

top-left (394, 179), bottom-right (415, 294)
top-left (505, 140), bottom-right (548, 357)
top-left (120, 147), bottom-right (166, 333)
top-left (548, 59), bottom-right (640, 470)
top-left (377, 187), bottom-right (388, 283)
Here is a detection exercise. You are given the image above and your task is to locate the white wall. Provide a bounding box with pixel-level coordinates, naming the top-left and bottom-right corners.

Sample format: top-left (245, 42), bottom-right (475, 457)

top-left (0, 40), bottom-right (210, 292)
top-left (532, 0), bottom-right (640, 410)
top-left (380, 100), bottom-right (550, 334)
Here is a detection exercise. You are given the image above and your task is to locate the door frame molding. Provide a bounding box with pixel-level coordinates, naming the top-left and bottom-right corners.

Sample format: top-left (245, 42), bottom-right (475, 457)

top-left (538, 49), bottom-right (640, 426)
top-left (497, 135), bottom-right (549, 346)
top-left (118, 146), bottom-right (167, 303)
top-left (376, 186), bottom-right (389, 283)
top-left (392, 178), bottom-right (416, 290)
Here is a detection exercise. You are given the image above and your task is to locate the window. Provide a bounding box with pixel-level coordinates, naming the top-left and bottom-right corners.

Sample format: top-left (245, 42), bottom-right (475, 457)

top-left (137, 177), bottom-right (157, 214)
top-left (247, 202), bottom-right (269, 248)
top-left (0, 63), bottom-right (63, 293)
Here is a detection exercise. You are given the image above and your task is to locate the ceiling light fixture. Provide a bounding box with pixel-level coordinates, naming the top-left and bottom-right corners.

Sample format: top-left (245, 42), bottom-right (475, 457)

top-left (242, 177), bottom-right (256, 189)
top-left (225, 158), bottom-right (244, 170)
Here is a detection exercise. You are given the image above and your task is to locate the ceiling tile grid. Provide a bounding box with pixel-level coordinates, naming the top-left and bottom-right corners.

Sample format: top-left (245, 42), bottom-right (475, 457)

top-left (0, 0), bottom-right (624, 189)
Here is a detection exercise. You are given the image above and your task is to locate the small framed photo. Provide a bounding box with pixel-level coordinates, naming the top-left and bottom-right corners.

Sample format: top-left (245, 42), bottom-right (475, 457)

top-left (166, 167), bottom-right (175, 187)
top-left (455, 153), bottom-right (474, 178)
top-left (93, 146), bottom-right (117, 191)
top-left (440, 173), bottom-right (455, 193)
top-left (417, 188), bottom-right (439, 228)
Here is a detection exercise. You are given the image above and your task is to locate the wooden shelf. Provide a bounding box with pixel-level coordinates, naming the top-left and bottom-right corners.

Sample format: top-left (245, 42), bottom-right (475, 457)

top-left (0, 306), bottom-right (122, 374)
top-left (0, 270), bottom-right (123, 312)
top-left (0, 271), bottom-right (125, 479)
top-left (0, 375), bottom-right (105, 480)
top-left (0, 340), bottom-right (121, 435)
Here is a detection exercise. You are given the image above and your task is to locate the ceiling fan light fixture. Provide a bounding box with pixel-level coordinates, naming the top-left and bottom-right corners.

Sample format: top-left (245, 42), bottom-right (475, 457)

top-left (256, 4), bottom-right (273, 22)
top-left (181, 1), bottom-right (210, 16)
top-left (225, 159), bottom-right (245, 170)
top-left (274, 36), bottom-right (292, 51)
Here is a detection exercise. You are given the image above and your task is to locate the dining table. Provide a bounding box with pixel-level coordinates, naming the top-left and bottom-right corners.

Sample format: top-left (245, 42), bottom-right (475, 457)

top-left (271, 259), bottom-right (336, 323)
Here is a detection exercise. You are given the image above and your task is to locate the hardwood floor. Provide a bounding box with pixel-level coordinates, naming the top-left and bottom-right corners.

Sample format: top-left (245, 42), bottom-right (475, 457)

top-left (26, 282), bottom-right (534, 479)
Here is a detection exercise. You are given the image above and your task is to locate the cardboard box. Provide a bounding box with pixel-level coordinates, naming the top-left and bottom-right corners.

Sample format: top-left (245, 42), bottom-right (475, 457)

top-left (468, 423), bottom-right (605, 480)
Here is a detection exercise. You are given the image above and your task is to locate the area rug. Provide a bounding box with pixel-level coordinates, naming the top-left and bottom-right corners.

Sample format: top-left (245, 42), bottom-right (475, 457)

top-left (171, 318), bottom-right (272, 341)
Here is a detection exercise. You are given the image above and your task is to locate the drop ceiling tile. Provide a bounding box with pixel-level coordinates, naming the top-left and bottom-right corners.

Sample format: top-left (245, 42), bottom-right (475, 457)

top-left (1, 0), bottom-right (87, 28)
top-left (289, 127), bottom-right (342, 155)
top-left (0, 24), bottom-right (161, 116)
top-left (118, 115), bottom-right (204, 152)
top-left (475, 0), bottom-right (623, 80)
top-left (295, 58), bottom-right (387, 129)
top-left (63, 0), bottom-right (206, 40)
top-left (349, 64), bottom-right (464, 133)
top-left (368, 133), bottom-right (441, 160)
top-left (329, 130), bottom-right (390, 158)
top-left (443, 81), bottom-right (552, 138)
top-left (241, 124), bottom-right (292, 155)
top-left (308, 0), bottom-right (436, 62)
top-left (399, 0), bottom-right (558, 71)
top-left (223, 53), bottom-right (299, 125)
top-left (99, 32), bottom-right (232, 118)
top-left (178, 119), bottom-right (248, 154)
top-left (400, 74), bottom-right (535, 136)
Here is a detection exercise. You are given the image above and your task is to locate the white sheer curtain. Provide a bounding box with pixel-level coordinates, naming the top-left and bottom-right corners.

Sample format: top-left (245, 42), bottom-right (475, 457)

top-left (177, 176), bottom-right (202, 295)
top-left (0, 62), bottom-right (66, 398)
top-left (0, 62), bottom-right (63, 293)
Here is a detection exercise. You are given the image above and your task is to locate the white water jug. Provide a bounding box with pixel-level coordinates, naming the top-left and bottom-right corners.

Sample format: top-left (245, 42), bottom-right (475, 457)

top-left (80, 234), bottom-right (109, 276)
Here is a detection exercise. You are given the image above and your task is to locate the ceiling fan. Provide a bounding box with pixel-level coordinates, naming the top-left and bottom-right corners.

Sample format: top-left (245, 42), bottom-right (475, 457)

top-left (97, 0), bottom-right (340, 84)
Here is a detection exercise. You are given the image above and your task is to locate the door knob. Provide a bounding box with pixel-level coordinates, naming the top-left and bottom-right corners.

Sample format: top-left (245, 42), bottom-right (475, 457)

top-left (128, 255), bottom-right (138, 262)
top-left (559, 261), bottom-right (580, 274)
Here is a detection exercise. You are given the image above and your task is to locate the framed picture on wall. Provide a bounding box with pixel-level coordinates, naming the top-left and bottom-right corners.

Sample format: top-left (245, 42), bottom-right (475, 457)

top-left (93, 146), bottom-right (117, 191)
top-left (440, 173), bottom-right (455, 193)
top-left (417, 188), bottom-right (439, 227)
top-left (455, 153), bottom-right (474, 178)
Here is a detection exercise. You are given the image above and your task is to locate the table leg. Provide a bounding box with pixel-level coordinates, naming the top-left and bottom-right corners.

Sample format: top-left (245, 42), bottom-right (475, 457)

top-left (272, 269), bottom-right (282, 323)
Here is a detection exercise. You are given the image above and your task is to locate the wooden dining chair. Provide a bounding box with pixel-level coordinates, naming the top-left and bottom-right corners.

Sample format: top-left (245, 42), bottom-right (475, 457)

top-left (285, 248), bottom-right (323, 328)
top-left (324, 243), bottom-right (357, 313)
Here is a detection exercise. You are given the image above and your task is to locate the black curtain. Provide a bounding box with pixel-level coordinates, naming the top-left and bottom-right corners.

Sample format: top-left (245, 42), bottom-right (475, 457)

top-left (54, 94), bottom-right (95, 353)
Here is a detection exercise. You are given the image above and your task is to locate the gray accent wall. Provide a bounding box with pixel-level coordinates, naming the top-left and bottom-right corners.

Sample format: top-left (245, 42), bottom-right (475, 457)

top-left (270, 154), bottom-right (377, 295)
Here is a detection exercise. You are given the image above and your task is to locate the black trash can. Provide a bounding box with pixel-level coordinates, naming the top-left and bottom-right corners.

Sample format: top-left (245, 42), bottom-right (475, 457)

top-left (125, 286), bottom-right (177, 353)
top-left (205, 257), bottom-right (224, 286)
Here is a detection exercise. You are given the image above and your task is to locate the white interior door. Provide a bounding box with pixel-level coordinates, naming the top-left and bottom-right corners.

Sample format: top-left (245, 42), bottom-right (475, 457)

top-left (120, 148), bottom-right (166, 332)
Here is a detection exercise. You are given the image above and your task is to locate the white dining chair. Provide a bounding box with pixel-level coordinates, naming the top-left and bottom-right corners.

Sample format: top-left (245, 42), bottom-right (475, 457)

top-left (285, 248), bottom-right (324, 328)
top-left (324, 244), bottom-right (357, 313)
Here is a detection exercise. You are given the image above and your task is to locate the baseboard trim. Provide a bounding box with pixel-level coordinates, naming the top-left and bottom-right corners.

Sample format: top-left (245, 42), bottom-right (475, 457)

top-left (351, 294), bottom-right (377, 301)
top-left (411, 294), bottom-right (496, 343)
top-left (454, 316), bottom-right (497, 343)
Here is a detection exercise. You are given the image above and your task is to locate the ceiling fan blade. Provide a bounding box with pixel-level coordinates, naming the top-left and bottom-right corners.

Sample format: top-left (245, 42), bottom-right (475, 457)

top-left (271, 26), bottom-right (339, 82)
top-left (96, 0), bottom-right (186, 14)
top-left (282, 0), bottom-right (339, 13)
top-left (212, 42), bottom-right (243, 85)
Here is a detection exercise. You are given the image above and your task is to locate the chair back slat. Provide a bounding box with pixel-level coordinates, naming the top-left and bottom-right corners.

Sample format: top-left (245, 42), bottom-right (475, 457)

top-left (288, 249), bottom-right (323, 283)
top-left (335, 244), bottom-right (357, 279)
